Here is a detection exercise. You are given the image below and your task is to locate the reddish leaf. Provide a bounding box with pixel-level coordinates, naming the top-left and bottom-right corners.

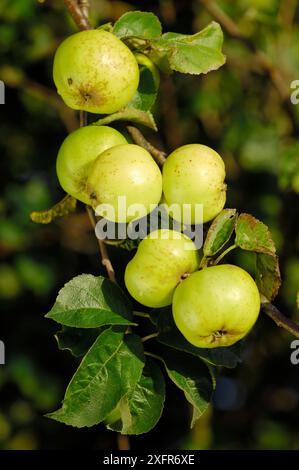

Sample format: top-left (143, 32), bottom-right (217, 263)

top-left (256, 253), bottom-right (281, 301)
top-left (235, 213), bottom-right (276, 255)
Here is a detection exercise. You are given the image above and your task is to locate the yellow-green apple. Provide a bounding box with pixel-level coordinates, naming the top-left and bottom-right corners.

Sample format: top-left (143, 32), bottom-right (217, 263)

top-left (125, 229), bottom-right (199, 308)
top-left (56, 125), bottom-right (127, 204)
top-left (173, 264), bottom-right (260, 348)
top-left (86, 144), bottom-right (162, 223)
top-left (53, 30), bottom-right (139, 114)
top-left (162, 144), bottom-right (226, 224)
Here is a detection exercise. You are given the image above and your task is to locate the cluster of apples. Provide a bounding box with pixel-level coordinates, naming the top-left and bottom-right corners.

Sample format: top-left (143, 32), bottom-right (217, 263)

top-left (125, 230), bottom-right (260, 348)
top-left (53, 29), bottom-right (261, 349)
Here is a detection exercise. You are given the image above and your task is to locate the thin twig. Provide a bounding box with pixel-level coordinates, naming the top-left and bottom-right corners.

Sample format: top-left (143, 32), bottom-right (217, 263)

top-left (126, 126), bottom-right (167, 167)
top-left (141, 332), bottom-right (159, 343)
top-left (86, 206), bottom-right (116, 283)
top-left (262, 302), bottom-right (299, 339)
top-left (78, 0), bottom-right (90, 20)
top-left (63, 0), bottom-right (91, 30)
top-left (144, 351), bottom-right (163, 362)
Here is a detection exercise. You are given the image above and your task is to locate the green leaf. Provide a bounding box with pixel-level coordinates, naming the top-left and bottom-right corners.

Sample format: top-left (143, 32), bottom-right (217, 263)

top-left (113, 11), bottom-right (162, 40)
top-left (256, 253), bottom-right (281, 301)
top-left (108, 359), bottom-right (165, 435)
top-left (94, 108), bottom-right (157, 131)
top-left (150, 22), bottom-right (225, 75)
top-left (163, 350), bottom-right (214, 428)
top-left (235, 213), bottom-right (276, 255)
top-left (203, 209), bottom-right (237, 257)
top-left (55, 326), bottom-right (103, 358)
top-left (150, 308), bottom-right (241, 368)
top-left (162, 25), bottom-right (224, 48)
top-left (128, 54), bottom-right (160, 112)
top-left (46, 275), bottom-right (134, 328)
top-left (47, 329), bottom-right (145, 427)
top-left (30, 195), bottom-right (77, 224)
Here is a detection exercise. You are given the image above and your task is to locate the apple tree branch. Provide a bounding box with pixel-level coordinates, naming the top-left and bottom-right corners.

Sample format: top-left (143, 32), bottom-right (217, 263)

top-left (262, 302), bottom-right (299, 339)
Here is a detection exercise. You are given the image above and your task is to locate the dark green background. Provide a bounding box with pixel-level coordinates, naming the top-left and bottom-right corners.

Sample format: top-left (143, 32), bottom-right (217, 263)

top-left (0, 0), bottom-right (298, 450)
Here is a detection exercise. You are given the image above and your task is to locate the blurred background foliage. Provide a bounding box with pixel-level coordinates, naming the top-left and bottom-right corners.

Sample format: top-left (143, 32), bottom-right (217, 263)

top-left (0, 0), bottom-right (299, 450)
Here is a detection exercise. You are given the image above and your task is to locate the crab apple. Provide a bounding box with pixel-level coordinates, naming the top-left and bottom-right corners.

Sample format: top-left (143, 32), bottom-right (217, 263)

top-left (162, 144), bottom-right (227, 224)
top-left (86, 144), bottom-right (162, 223)
top-left (53, 30), bottom-right (139, 114)
top-left (125, 229), bottom-right (199, 308)
top-left (56, 125), bottom-right (127, 204)
top-left (173, 264), bottom-right (260, 348)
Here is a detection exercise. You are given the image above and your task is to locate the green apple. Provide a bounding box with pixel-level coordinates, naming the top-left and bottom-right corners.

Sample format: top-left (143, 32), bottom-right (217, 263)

top-left (173, 264), bottom-right (260, 348)
top-left (162, 144), bottom-right (227, 224)
top-left (56, 125), bottom-right (127, 204)
top-left (86, 144), bottom-right (163, 223)
top-left (125, 229), bottom-right (199, 308)
top-left (53, 30), bottom-right (139, 114)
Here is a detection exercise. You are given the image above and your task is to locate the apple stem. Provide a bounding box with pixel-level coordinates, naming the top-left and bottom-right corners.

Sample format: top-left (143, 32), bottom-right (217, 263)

top-left (213, 244), bottom-right (237, 265)
top-left (262, 302), bottom-right (299, 339)
top-left (141, 332), bottom-right (159, 343)
top-left (126, 126), bottom-right (167, 167)
top-left (133, 311), bottom-right (151, 319)
top-left (199, 256), bottom-right (209, 269)
top-left (144, 351), bottom-right (164, 362)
